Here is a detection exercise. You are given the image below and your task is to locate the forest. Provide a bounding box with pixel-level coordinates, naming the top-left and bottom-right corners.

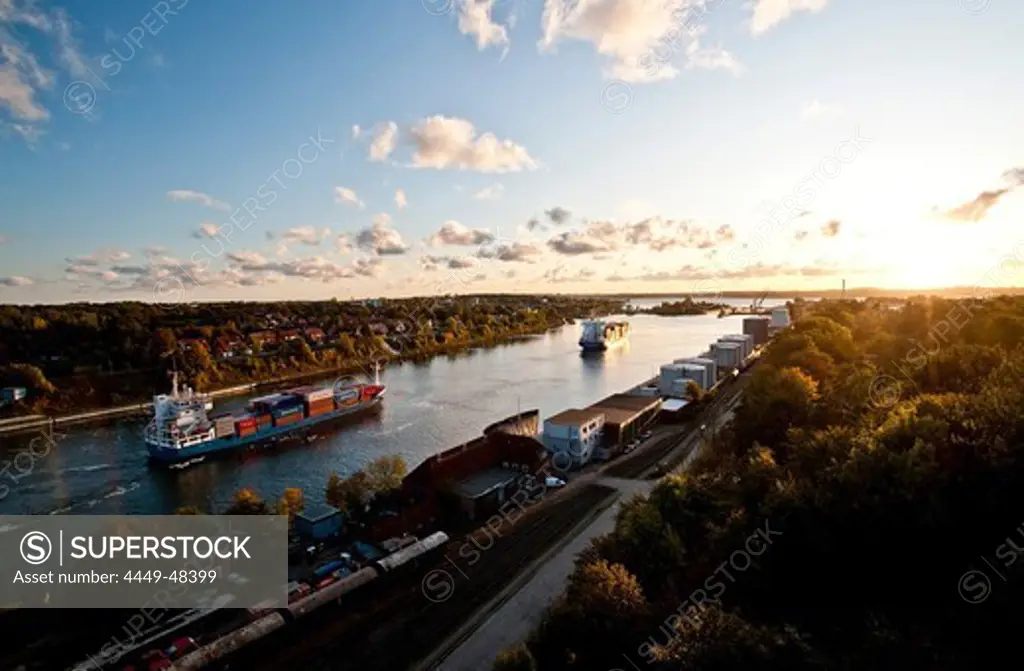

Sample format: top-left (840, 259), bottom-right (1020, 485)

top-left (497, 294), bottom-right (1024, 670)
top-left (0, 294), bottom-right (625, 415)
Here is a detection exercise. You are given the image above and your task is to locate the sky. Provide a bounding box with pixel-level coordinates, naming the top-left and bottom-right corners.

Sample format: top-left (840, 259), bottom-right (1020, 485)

top-left (1, 0), bottom-right (1023, 304)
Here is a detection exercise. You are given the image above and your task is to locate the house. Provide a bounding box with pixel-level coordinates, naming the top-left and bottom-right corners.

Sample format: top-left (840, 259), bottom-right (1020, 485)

top-left (249, 330), bottom-right (279, 348)
top-left (214, 335), bottom-right (245, 359)
top-left (304, 327), bottom-right (326, 344)
top-left (542, 408), bottom-right (606, 467)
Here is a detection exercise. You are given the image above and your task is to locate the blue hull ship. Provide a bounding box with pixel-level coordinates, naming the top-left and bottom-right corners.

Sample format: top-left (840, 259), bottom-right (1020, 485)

top-left (145, 368), bottom-right (386, 466)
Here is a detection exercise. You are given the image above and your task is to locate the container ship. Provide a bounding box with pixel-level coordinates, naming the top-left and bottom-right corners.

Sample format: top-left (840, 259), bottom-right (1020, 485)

top-left (579, 320), bottom-right (630, 352)
top-left (144, 366), bottom-right (386, 466)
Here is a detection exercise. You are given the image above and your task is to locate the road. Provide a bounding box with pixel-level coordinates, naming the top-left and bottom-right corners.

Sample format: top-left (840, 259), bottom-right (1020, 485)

top-left (429, 390), bottom-right (743, 671)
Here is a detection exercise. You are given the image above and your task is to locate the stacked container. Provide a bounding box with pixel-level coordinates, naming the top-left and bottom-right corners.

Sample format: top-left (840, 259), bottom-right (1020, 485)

top-left (235, 415), bottom-right (258, 437)
top-left (213, 414), bottom-right (236, 439)
top-left (255, 414), bottom-right (272, 431)
top-left (335, 387), bottom-right (360, 409)
top-left (302, 387), bottom-right (335, 418)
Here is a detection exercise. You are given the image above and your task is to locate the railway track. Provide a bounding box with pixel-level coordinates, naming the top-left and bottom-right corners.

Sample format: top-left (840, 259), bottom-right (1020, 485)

top-left (220, 484), bottom-right (617, 671)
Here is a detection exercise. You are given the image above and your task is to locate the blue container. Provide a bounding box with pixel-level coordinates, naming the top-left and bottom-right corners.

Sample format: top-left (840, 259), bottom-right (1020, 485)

top-left (313, 560), bottom-right (345, 579)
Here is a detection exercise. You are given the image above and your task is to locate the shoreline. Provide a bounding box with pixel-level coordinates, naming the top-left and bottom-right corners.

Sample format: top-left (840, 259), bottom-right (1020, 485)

top-left (0, 329), bottom-right (557, 437)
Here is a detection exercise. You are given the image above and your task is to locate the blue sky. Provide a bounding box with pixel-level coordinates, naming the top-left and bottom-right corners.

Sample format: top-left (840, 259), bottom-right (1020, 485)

top-left (1, 0), bottom-right (1023, 303)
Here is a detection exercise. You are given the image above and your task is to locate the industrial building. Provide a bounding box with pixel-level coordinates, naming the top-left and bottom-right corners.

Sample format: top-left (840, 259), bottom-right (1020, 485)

top-left (659, 363), bottom-right (687, 396)
top-left (674, 357), bottom-right (717, 390)
top-left (771, 306), bottom-right (791, 328)
top-left (543, 408), bottom-right (606, 467)
top-left (587, 393), bottom-right (661, 451)
top-left (712, 341), bottom-right (743, 369)
top-left (719, 333), bottom-right (754, 360)
top-left (295, 504), bottom-right (343, 540)
top-left (743, 317), bottom-right (770, 346)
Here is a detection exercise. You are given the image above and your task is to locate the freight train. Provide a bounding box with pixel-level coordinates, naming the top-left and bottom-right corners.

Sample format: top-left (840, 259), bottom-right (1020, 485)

top-left (165, 531), bottom-right (449, 670)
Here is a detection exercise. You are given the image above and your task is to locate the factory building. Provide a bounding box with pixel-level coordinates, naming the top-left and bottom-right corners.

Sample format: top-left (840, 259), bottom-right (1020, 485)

top-left (543, 408), bottom-right (606, 467)
top-left (771, 306), bottom-right (791, 328)
top-left (587, 393), bottom-right (661, 451)
top-left (675, 364), bottom-right (710, 392)
top-left (659, 363), bottom-right (688, 396)
top-left (743, 317), bottom-right (770, 347)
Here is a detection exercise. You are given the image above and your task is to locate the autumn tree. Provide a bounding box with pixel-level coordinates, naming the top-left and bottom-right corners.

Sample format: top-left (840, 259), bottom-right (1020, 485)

top-left (276, 487), bottom-right (305, 519)
top-left (492, 644), bottom-right (536, 671)
top-left (364, 454), bottom-right (408, 493)
top-left (225, 488), bottom-right (270, 515)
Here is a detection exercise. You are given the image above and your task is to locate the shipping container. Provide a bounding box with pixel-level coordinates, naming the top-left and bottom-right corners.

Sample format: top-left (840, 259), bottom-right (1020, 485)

top-left (256, 414), bottom-right (272, 428)
top-left (304, 387), bottom-right (334, 403)
top-left (213, 415), bottom-right (235, 439)
top-left (306, 398), bottom-right (334, 417)
top-left (274, 413), bottom-right (301, 428)
top-left (313, 560), bottom-right (346, 579)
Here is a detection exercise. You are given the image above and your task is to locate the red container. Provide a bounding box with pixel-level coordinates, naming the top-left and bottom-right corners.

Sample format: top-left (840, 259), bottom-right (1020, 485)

top-left (274, 414), bottom-right (300, 428)
top-left (315, 576), bottom-right (336, 590)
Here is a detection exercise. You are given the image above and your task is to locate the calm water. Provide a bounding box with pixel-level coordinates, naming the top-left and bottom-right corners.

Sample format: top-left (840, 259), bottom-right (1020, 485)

top-left (0, 298), bottom-right (787, 515)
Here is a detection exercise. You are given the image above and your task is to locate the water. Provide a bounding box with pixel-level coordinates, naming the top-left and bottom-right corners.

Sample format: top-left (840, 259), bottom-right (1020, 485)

top-left (0, 297), bottom-right (788, 515)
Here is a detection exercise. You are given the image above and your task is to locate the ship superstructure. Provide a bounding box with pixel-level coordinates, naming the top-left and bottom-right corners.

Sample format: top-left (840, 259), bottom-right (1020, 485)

top-left (579, 320), bottom-right (630, 352)
top-left (144, 365), bottom-right (386, 465)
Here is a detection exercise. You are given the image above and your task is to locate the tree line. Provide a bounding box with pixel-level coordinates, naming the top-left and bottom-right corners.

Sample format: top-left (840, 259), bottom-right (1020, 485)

top-left (497, 294), bottom-right (1024, 670)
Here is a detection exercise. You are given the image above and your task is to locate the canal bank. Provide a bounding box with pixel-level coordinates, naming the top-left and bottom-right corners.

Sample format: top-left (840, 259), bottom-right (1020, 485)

top-left (0, 302), bottom-right (788, 517)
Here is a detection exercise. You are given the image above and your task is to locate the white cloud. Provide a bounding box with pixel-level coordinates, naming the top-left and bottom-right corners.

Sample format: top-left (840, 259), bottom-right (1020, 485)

top-left (352, 124), bottom-right (361, 139)
top-left (474, 183), bottom-right (504, 200)
top-left (0, 275), bottom-right (32, 286)
top-left (749, 0), bottom-right (829, 35)
top-left (356, 213), bottom-right (409, 255)
top-left (429, 220), bottom-right (496, 247)
top-left (408, 115), bottom-right (537, 173)
top-left (281, 225), bottom-right (331, 246)
top-left (335, 233), bottom-right (352, 254)
top-left (193, 222), bottom-right (221, 238)
top-left (801, 99), bottom-right (844, 120)
top-left (369, 121), bottom-right (398, 162)
top-left (167, 189), bottom-right (230, 211)
top-left (457, 0), bottom-right (510, 54)
top-left (334, 186), bottom-right (365, 208)
top-left (395, 188), bottom-right (408, 209)
top-left (0, 43), bottom-right (53, 122)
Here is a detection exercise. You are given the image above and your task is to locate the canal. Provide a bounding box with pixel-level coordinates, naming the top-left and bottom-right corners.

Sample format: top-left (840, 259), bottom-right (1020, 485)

top-left (0, 298), bottom-right (789, 516)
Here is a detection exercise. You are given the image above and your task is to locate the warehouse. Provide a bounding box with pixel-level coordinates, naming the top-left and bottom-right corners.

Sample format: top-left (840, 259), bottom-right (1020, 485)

top-left (543, 408), bottom-right (606, 467)
top-left (449, 467), bottom-right (525, 521)
top-left (295, 504), bottom-right (343, 541)
top-left (588, 394), bottom-right (662, 448)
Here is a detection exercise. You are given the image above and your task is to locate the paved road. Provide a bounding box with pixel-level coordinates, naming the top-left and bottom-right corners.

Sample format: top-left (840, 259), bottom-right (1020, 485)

top-left (434, 397), bottom-right (740, 671)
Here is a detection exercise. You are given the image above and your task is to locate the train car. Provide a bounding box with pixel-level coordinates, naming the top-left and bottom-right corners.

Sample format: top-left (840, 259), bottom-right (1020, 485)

top-left (283, 566), bottom-right (379, 620)
top-left (169, 613), bottom-right (286, 670)
top-left (374, 531), bottom-right (449, 576)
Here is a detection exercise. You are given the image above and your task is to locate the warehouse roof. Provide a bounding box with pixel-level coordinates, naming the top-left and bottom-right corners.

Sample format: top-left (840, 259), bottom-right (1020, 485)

top-left (546, 408), bottom-right (606, 426)
top-left (296, 504), bottom-right (341, 523)
top-left (591, 406), bottom-right (643, 426)
top-left (592, 393), bottom-right (662, 413)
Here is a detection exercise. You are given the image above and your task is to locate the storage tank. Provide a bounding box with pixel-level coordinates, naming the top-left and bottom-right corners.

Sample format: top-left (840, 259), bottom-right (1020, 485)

top-left (719, 334), bottom-right (753, 360)
top-left (743, 317), bottom-right (770, 346)
top-left (674, 357), bottom-right (717, 387)
top-left (659, 363), bottom-right (687, 396)
top-left (712, 341), bottom-right (742, 369)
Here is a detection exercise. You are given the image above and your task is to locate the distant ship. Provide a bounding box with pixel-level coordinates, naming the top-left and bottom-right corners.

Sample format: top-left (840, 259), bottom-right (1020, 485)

top-left (144, 366), bottom-right (386, 466)
top-left (579, 320), bottom-right (630, 352)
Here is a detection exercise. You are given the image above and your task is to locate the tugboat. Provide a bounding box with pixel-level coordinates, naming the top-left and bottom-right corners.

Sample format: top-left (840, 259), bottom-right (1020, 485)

top-left (579, 320), bottom-right (630, 352)
top-left (144, 364), bottom-right (386, 466)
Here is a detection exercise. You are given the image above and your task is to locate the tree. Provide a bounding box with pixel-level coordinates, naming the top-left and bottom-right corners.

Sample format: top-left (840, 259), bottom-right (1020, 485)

top-left (683, 379), bottom-right (703, 404)
top-left (492, 644), bottom-right (537, 671)
top-left (174, 505), bottom-right (204, 515)
top-left (326, 471), bottom-right (372, 513)
top-left (225, 488), bottom-right (270, 515)
top-left (276, 487), bottom-right (305, 519)
top-left (364, 454), bottom-right (408, 493)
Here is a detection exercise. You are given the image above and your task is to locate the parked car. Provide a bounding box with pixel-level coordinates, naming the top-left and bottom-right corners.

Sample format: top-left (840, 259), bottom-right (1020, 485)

top-left (545, 476), bottom-right (567, 489)
top-left (640, 430), bottom-right (653, 440)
